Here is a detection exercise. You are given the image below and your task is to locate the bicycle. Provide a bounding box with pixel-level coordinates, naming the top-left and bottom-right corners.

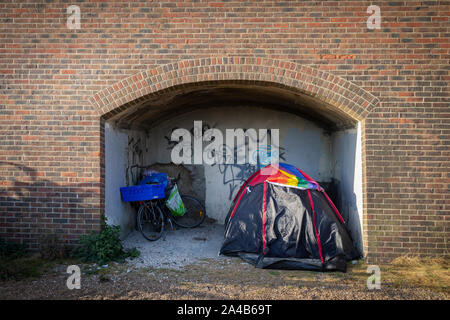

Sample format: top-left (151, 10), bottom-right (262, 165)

top-left (136, 179), bottom-right (206, 241)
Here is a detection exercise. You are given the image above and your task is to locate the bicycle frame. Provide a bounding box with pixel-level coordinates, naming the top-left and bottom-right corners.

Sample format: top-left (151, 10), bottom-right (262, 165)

top-left (140, 199), bottom-right (175, 230)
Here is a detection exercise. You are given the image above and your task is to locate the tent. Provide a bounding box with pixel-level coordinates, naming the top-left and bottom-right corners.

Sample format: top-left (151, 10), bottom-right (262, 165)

top-left (219, 163), bottom-right (360, 272)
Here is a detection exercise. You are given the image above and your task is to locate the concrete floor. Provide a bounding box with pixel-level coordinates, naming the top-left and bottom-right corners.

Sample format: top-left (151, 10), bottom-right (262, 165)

top-left (122, 222), bottom-right (227, 269)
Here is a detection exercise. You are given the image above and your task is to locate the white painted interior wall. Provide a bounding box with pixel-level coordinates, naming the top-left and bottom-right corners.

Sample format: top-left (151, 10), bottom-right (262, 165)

top-left (330, 123), bottom-right (363, 254)
top-left (145, 106), bottom-right (333, 221)
top-left (104, 123), bottom-right (147, 238)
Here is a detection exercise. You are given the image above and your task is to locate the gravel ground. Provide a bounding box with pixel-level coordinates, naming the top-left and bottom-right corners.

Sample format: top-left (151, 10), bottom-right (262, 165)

top-left (0, 222), bottom-right (448, 300)
top-left (122, 222), bottom-right (226, 269)
top-left (0, 257), bottom-right (448, 300)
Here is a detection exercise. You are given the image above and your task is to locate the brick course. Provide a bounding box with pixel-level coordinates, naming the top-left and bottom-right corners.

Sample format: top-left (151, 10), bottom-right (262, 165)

top-left (0, 0), bottom-right (448, 261)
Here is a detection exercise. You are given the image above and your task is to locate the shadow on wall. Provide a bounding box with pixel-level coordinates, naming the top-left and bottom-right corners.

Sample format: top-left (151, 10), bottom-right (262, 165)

top-left (331, 128), bottom-right (363, 256)
top-left (0, 161), bottom-right (101, 250)
top-left (283, 125), bottom-right (363, 256)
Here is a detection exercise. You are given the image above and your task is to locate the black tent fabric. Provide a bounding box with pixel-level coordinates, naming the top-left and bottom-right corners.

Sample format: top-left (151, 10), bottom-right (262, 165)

top-left (219, 164), bottom-right (360, 272)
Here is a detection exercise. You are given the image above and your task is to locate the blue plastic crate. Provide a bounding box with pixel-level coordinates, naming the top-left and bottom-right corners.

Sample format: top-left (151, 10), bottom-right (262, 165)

top-left (120, 183), bottom-right (165, 202)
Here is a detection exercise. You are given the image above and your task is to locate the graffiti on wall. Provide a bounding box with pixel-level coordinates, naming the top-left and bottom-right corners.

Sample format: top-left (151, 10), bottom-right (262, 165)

top-left (125, 136), bottom-right (145, 186)
top-left (211, 129), bottom-right (286, 200)
top-left (165, 124), bottom-right (285, 200)
top-left (164, 122), bottom-right (215, 152)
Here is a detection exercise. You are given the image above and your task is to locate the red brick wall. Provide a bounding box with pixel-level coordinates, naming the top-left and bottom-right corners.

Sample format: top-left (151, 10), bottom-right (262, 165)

top-left (0, 0), bottom-right (448, 261)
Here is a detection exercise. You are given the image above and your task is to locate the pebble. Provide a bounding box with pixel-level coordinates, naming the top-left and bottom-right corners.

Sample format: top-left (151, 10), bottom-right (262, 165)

top-left (122, 223), bottom-right (225, 270)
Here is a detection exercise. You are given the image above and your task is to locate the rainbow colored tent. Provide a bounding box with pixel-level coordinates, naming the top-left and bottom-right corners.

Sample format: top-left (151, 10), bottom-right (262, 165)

top-left (220, 163), bottom-right (359, 272)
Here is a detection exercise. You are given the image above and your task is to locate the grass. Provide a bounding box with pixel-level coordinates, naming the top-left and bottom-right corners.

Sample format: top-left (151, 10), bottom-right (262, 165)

top-left (1, 249), bottom-right (448, 299)
top-left (0, 254), bottom-right (448, 299)
top-left (0, 253), bottom-right (136, 283)
top-left (0, 254), bottom-right (79, 281)
top-left (382, 255), bottom-right (449, 292)
top-left (224, 256), bottom-right (449, 293)
top-left (0, 237), bottom-right (80, 281)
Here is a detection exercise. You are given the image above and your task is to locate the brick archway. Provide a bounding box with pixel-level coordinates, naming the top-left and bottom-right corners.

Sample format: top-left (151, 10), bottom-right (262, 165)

top-left (90, 57), bottom-right (379, 121)
top-left (91, 56), bottom-right (379, 258)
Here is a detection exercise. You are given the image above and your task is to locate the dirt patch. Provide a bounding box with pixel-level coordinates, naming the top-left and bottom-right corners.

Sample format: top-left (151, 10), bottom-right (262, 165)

top-left (0, 257), bottom-right (448, 300)
top-left (1, 226), bottom-right (448, 300)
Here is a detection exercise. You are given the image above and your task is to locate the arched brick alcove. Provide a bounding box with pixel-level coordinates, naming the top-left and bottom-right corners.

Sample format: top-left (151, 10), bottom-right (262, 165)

top-left (90, 57), bottom-right (379, 120)
top-left (90, 57), bottom-right (379, 258)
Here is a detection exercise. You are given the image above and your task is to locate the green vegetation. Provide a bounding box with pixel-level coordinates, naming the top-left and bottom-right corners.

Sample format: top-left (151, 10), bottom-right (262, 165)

top-left (0, 238), bottom-right (32, 280)
top-left (0, 238), bottom-right (28, 261)
top-left (383, 255), bottom-right (450, 292)
top-left (0, 237), bottom-right (76, 281)
top-left (0, 215), bottom-right (140, 281)
top-left (1, 256), bottom-right (60, 280)
top-left (71, 215), bottom-right (140, 265)
top-left (39, 233), bottom-right (70, 260)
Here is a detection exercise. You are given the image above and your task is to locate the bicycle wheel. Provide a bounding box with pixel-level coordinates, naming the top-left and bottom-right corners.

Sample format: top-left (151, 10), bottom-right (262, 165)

top-left (137, 202), bottom-right (164, 241)
top-left (171, 195), bottom-right (206, 228)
